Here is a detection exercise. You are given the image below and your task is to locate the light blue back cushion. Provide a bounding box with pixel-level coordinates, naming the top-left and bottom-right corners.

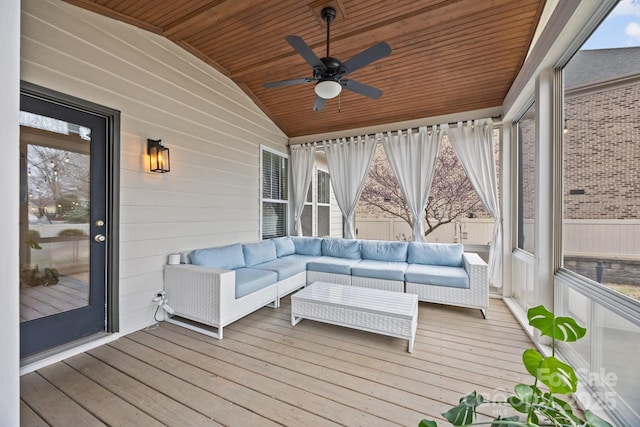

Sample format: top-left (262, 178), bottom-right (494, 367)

top-left (291, 236), bottom-right (323, 256)
top-left (360, 240), bottom-right (408, 262)
top-left (407, 242), bottom-right (463, 267)
top-left (242, 240), bottom-right (277, 267)
top-left (272, 236), bottom-right (296, 258)
top-left (191, 243), bottom-right (246, 270)
top-left (322, 238), bottom-right (361, 259)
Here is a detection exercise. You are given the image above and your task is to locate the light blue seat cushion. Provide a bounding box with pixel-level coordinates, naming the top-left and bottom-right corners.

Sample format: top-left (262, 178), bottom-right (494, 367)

top-left (360, 240), bottom-right (408, 262)
top-left (251, 254), bottom-right (317, 280)
top-left (191, 243), bottom-right (245, 270)
top-left (351, 260), bottom-right (408, 281)
top-left (321, 238), bottom-right (361, 259)
top-left (306, 256), bottom-right (361, 275)
top-left (404, 264), bottom-right (469, 289)
top-left (234, 268), bottom-right (277, 299)
top-left (407, 242), bottom-right (463, 267)
top-left (272, 236), bottom-right (296, 257)
top-left (242, 240), bottom-right (277, 267)
top-left (291, 236), bottom-right (323, 256)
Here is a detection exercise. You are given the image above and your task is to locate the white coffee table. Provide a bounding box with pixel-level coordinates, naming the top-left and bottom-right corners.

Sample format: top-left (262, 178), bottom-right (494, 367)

top-left (291, 281), bottom-right (419, 352)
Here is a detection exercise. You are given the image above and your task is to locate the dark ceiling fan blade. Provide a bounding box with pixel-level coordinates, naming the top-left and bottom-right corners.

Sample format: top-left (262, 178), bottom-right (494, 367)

top-left (312, 96), bottom-right (326, 111)
top-left (341, 79), bottom-right (383, 99)
top-left (341, 42), bottom-right (391, 75)
top-left (285, 35), bottom-right (325, 70)
top-left (263, 77), bottom-right (314, 88)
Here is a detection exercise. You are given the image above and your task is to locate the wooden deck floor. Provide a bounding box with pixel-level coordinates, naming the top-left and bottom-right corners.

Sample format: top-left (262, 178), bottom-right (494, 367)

top-left (20, 273), bottom-right (89, 322)
top-left (20, 298), bottom-right (533, 426)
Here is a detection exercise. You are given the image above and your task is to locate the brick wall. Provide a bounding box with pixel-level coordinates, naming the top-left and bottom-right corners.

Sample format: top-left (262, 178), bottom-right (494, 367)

top-left (564, 83), bottom-right (640, 219)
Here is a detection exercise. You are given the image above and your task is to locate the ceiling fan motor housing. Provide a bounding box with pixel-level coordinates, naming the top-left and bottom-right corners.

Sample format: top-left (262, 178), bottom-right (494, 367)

top-left (321, 7), bottom-right (336, 23)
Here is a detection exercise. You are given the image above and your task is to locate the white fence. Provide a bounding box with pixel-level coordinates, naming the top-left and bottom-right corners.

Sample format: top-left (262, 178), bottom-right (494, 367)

top-left (29, 223), bottom-right (89, 238)
top-left (563, 220), bottom-right (640, 260)
top-left (356, 218), bottom-right (640, 261)
top-left (355, 217), bottom-right (494, 245)
top-left (27, 223), bottom-right (89, 273)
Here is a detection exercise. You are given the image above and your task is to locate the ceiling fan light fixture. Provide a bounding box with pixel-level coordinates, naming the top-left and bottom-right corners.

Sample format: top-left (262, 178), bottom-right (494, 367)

top-left (315, 79), bottom-right (342, 99)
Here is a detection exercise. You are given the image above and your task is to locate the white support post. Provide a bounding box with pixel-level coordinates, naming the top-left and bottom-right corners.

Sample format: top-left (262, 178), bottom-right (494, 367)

top-left (0, 0), bottom-right (21, 424)
top-left (534, 68), bottom-right (561, 332)
top-left (501, 123), bottom-right (513, 298)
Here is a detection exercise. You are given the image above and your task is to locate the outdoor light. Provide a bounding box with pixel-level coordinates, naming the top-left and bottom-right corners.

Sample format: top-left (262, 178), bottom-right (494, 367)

top-left (314, 79), bottom-right (342, 99)
top-left (147, 139), bottom-right (170, 173)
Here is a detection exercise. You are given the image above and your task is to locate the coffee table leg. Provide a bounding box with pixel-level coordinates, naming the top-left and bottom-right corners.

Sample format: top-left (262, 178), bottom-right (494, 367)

top-left (291, 312), bottom-right (303, 326)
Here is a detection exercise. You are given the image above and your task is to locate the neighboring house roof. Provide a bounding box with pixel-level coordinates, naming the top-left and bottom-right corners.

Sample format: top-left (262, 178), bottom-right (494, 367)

top-left (565, 47), bottom-right (640, 89)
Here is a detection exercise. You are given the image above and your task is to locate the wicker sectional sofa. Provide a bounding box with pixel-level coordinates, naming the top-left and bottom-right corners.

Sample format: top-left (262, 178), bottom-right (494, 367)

top-left (163, 236), bottom-right (488, 339)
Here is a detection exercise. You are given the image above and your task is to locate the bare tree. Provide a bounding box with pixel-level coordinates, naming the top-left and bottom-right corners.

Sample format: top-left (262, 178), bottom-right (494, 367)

top-left (424, 142), bottom-right (482, 234)
top-left (359, 140), bottom-right (483, 237)
top-left (28, 146), bottom-right (90, 221)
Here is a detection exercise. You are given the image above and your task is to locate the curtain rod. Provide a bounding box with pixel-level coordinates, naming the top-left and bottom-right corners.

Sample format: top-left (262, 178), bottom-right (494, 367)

top-left (289, 115), bottom-right (502, 147)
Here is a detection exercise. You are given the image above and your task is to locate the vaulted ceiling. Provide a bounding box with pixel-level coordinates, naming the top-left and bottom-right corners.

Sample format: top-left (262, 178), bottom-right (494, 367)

top-left (62, 0), bottom-right (545, 138)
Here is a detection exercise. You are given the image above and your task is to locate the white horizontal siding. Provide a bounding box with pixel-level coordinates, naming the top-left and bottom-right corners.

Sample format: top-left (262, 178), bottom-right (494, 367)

top-left (21, 0), bottom-right (288, 334)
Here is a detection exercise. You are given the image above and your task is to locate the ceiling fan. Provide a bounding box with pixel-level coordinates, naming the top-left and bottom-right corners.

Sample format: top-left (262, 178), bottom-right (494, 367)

top-left (263, 7), bottom-right (391, 111)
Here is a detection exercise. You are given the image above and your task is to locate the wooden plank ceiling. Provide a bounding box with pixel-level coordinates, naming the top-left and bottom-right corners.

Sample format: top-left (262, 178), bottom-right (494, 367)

top-left (62, 0), bottom-right (545, 138)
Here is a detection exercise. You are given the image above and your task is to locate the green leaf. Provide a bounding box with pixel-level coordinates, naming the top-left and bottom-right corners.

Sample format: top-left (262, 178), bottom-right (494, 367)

top-left (542, 392), bottom-right (575, 416)
top-left (26, 238), bottom-right (42, 250)
top-left (584, 410), bottom-right (614, 427)
top-left (443, 391), bottom-right (483, 426)
top-left (490, 415), bottom-right (520, 427)
top-left (419, 420), bottom-right (438, 427)
top-left (522, 349), bottom-right (578, 394)
top-left (522, 349), bottom-right (543, 377)
top-left (527, 305), bottom-right (586, 342)
top-left (508, 384), bottom-right (537, 413)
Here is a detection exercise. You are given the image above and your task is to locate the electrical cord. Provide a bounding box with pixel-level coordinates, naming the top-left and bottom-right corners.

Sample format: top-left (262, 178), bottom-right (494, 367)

top-left (154, 303), bottom-right (163, 323)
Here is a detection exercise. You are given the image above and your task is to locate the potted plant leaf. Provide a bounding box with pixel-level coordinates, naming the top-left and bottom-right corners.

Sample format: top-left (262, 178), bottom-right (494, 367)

top-left (420, 305), bottom-right (612, 427)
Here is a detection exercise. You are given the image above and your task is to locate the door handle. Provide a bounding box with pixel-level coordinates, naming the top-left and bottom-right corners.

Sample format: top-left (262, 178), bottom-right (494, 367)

top-left (94, 234), bottom-right (106, 242)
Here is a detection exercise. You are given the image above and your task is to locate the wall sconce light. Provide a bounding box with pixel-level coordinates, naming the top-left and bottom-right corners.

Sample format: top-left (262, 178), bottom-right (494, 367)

top-left (147, 139), bottom-right (170, 173)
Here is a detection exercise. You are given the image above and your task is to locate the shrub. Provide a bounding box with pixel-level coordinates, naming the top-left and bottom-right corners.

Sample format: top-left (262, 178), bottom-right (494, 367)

top-left (58, 228), bottom-right (86, 236)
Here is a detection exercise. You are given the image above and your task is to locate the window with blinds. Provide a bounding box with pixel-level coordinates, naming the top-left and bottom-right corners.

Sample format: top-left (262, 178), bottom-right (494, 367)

top-left (299, 168), bottom-right (331, 237)
top-left (261, 148), bottom-right (288, 239)
top-left (317, 170), bottom-right (330, 236)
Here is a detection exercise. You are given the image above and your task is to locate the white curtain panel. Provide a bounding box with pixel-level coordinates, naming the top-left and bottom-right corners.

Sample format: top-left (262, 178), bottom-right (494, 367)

top-left (290, 144), bottom-right (316, 236)
top-left (323, 135), bottom-right (377, 239)
top-left (383, 126), bottom-right (443, 242)
top-left (446, 119), bottom-right (503, 287)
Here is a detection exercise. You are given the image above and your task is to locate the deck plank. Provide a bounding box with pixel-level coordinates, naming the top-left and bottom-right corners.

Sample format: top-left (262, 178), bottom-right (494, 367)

top-left (114, 334), bottom-right (344, 427)
top-left (64, 353), bottom-right (219, 426)
top-left (20, 400), bottom-right (49, 427)
top-left (243, 301), bottom-right (530, 385)
top-left (88, 343), bottom-right (280, 427)
top-left (152, 322), bottom-right (434, 425)
top-left (19, 277), bottom-right (89, 322)
top-left (22, 283), bottom-right (87, 307)
top-left (21, 298), bottom-right (533, 426)
top-left (228, 313), bottom-right (517, 396)
top-left (20, 372), bottom-right (105, 426)
top-left (140, 325), bottom-right (407, 426)
top-left (37, 362), bottom-right (164, 426)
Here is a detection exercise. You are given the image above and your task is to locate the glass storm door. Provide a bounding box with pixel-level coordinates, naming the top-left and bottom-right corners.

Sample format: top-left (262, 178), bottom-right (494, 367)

top-left (20, 91), bottom-right (109, 358)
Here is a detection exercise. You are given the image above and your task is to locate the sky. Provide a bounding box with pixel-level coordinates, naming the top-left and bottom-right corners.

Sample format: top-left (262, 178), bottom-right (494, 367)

top-left (582, 0), bottom-right (640, 49)
top-left (581, 0), bottom-right (640, 49)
